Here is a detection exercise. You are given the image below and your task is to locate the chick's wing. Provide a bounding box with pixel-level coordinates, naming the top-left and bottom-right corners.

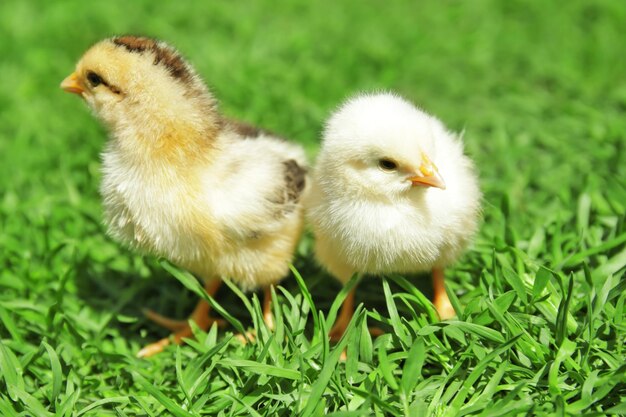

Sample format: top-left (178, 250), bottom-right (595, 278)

top-left (202, 135), bottom-right (307, 241)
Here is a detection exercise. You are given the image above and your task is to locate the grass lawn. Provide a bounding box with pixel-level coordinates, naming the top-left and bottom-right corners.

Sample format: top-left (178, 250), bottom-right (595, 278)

top-left (1, 0), bottom-right (625, 415)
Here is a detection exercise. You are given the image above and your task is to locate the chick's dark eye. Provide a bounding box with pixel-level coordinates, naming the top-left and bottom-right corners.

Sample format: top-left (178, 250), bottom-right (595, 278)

top-left (86, 71), bottom-right (103, 87)
top-left (378, 158), bottom-right (398, 171)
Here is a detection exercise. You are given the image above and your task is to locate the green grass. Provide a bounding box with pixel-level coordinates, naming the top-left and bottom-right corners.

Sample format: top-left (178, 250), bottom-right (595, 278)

top-left (1, 0), bottom-right (625, 415)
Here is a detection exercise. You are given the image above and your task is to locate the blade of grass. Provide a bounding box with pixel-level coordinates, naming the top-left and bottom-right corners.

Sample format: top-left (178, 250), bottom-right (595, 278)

top-left (401, 339), bottom-right (425, 395)
top-left (41, 341), bottom-right (63, 404)
top-left (325, 273), bottom-right (360, 333)
top-left (388, 274), bottom-right (439, 322)
top-left (300, 306), bottom-right (364, 417)
top-left (562, 233), bottom-right (626, 267)
top-left (555, 275), bottom-right (574, 347)
top-left (377, 335), bottom-right (399, 391)
top-left (382, 278), bottom-right (410, 346)
top-left (159, 260), bottom-right (247, 337)
top-left (218, 359), bottom-right (301, 380)
top-left (0, 341), bottom-right (24, 401)
top-left (446, 335), bottom-right (521, 415)
top-left (131, 372), bottom-right (195, 417)
top-left (290, 264), bottom-right (320, 338)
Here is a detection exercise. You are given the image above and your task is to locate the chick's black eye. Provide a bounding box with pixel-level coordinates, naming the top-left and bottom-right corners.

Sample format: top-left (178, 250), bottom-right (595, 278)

top-left (378, 158), bottom-right (398, 171)
top-left (86, 71), bottom-right (103, 87)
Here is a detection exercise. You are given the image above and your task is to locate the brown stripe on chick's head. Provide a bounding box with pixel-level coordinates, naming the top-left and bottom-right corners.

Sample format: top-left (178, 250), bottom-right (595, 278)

top-left (112, 36), bottom-right (192, 83)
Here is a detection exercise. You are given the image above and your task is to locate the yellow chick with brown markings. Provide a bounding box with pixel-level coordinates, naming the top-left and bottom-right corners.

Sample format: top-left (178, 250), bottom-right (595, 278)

top-left (61, 36), bottom-right (308, 357)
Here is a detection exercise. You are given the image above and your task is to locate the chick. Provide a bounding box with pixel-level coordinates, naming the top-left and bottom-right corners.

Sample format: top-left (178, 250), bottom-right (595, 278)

top-left (306, 93), bottom-right (480, 339)
top-left (61, 36), bottom-right (307, 357)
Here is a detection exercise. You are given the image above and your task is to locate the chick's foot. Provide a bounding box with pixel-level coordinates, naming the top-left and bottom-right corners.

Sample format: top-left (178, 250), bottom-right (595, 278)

top-left (262, 285), bottom-right (275, 331)
top-left (137, 303), bottom-right (226, 358)
top-left (137, 325), bottom-right (193, 358)
top-left (137, 313), bottom-right (225, 358)
top-left (137, 280), bottom-right (224, 358)
top-left (234, 285), bottom-right (277, 345)
top-left (142, 307), bottom-right (225, 332)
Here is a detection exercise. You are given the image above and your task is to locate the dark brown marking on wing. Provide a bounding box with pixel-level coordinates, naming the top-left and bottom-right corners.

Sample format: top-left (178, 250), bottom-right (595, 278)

top-left (226, 118), bottom-right (265, 138)
top-left (282, 159), bottom-right (307, 204)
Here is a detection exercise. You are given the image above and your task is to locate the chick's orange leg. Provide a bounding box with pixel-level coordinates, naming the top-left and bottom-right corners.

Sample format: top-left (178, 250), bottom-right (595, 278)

top-left (142, 296), bottom-right (226, 332)
top-left (263, 285), bottom-right (275, 330)
top-left (142, 306), bottom-right (199, 332)
top-left (433, 268), bottom-right (455, 320)
top-left (234, 285), bottom-right (275, 345)
top-left (137, 279), bottom-right (224, 358)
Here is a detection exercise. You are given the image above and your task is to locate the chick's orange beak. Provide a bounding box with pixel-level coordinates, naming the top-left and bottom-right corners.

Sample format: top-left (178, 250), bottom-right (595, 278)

top-left (60, 72), bottom-right (84, 95)
top-left (408, 154), bottom-right (446, 190)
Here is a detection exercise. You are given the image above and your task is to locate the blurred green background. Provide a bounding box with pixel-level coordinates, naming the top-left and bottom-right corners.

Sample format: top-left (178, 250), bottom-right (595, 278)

top-left (1, 0), bottom-right (624, 226)
top-left (0, 0), bottom-right (624, 414)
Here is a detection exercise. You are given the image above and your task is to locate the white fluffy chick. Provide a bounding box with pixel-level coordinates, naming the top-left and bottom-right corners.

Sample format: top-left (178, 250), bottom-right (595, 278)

top-left (61, 36), bottom-right (308, 357)
top-left (306, 92), bottom-right (480, 339)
